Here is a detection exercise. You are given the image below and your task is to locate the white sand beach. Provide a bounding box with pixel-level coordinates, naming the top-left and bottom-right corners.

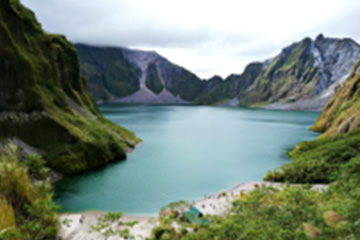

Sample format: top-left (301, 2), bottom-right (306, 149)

top-left (57, 181), bottom-right (328, 240)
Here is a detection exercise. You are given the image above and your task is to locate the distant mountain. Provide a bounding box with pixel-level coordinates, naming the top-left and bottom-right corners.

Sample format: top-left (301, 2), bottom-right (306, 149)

top-left (75, 35), bottom-right (360, 110)
top-left (194, 63), bottom-right (264, 105)
top-left (75, 44), bottom-right (218, 104)
top-left (234, 34), bottom-right (360, 111)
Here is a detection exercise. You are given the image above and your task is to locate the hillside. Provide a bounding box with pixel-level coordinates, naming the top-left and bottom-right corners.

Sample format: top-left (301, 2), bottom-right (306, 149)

top-left (75, 44), bottom-right (216, 104)
top-left (0, 0), bottom-right (140, 175)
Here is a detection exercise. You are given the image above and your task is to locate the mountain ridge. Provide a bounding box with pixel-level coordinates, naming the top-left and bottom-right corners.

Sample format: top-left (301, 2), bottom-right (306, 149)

top-left (76, 35), bottom-right (360, 111)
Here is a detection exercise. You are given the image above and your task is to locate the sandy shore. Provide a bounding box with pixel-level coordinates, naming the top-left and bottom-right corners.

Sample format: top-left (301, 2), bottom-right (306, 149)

top-left (58, 213), bottom-right (158, 240)
top-left (57, 181), bottom-right (328, 240)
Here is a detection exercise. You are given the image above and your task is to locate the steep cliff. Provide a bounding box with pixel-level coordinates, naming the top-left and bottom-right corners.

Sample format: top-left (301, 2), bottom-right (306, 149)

top-left (0, 0), bottom-right (140, 175)
top-left (312, 59), bottom-right (360, 136)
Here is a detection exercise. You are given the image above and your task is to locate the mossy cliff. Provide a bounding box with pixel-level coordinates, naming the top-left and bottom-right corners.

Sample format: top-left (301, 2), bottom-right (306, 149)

top-left (312, 59), bottom-right (360, 136)
top-left (0, 0), bottom-right (140, 175)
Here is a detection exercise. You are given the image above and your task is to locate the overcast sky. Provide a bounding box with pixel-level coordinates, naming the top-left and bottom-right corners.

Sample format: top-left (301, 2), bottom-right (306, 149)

top-left (22, 0), bottom-right (360, 79)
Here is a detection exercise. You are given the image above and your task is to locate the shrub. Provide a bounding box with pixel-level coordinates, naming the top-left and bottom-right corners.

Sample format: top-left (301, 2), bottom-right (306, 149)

top-left (22, 154), bottom-right (48, 180)
top-left (0, 151), bottom-right (59, 240)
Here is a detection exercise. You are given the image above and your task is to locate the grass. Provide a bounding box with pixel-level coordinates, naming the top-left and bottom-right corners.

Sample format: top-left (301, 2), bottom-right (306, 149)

top-left (0, 146), bottom-right (59, 240)
top-left (264, 129), bottom-right (360, 183)
top-left (0, 197), bottom-right (16, 233)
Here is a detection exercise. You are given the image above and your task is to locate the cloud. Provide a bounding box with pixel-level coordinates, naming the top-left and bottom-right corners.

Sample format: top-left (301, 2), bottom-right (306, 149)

top-left (21, 0), bottom-right (360, 78)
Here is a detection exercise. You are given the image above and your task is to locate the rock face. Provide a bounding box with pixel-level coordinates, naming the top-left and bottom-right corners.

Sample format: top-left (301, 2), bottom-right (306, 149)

top-left (0, 0), bottom-right (139, 175)
top-left (235, 35), bottom-right (360, 111)
top-left (77, 35), bottom-right (360, 111)
top-left (312, 59), bottom-right (360, 136)
top-left (76, 44), bottom-right (215, 104)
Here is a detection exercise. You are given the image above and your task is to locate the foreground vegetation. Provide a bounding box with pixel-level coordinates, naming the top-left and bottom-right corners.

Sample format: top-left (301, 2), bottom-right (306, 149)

top-left (265, 129), bottom-right (360, 183)
top-left (0, 146), bottom-right (59, 240)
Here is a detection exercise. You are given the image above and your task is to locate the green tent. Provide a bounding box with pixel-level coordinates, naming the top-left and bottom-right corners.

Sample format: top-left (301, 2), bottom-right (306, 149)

top-left (183, 206), bottom-right (208, 224)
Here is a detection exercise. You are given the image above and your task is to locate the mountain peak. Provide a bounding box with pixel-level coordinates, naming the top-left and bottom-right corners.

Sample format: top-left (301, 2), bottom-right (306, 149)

top-left (208, 75), bottom-right (223, 81)
top-left (315, 33), bottom-right (325, 42)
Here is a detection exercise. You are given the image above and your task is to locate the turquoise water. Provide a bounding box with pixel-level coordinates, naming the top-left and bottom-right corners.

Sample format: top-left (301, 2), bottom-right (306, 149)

top-left (54, 105), bottom-right (319, 214)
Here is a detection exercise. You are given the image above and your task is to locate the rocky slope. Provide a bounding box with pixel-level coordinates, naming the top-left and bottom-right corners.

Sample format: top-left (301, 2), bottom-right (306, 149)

top-left (312, 59), bottom-right (360, 136)
top-left (222, 34), bottom-right (360, 111)
top-left (0, 0), bottom-right (139, 175)
top-left (75, 44), bottom-right (217, 104)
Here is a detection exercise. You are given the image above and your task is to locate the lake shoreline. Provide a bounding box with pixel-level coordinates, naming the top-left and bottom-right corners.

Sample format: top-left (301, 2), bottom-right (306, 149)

top-left (58, 181), bottom-right (328, 240)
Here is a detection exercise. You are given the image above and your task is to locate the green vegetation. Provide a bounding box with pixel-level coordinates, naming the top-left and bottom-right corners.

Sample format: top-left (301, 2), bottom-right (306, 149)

top-left (195, 63), bottom-right (263, 105)
top-left (22, 154), bottom-right (48, 180)
top-left (0, 146), bottom-right (59, 240)
top-left (166, 65), bottom-right (208, 101)
top-left (146, 63), bottom-right (164, 94)
top-left (89, 212), bottom-right (138, 239)
top-left (265, 129), bottom-right (360, 183)
top-left (75, 44), bottom-right (141, 100)
top-left (160, 200), bottom-right (190, 212)
top-left (0, 0), bottom-right (140, 175)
